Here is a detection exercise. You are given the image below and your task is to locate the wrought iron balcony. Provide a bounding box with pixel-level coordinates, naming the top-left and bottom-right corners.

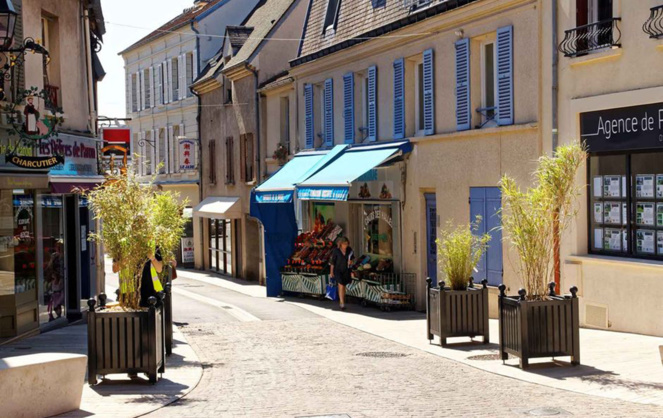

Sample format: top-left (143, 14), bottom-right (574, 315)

top-left (643, 5), bottom-right (663, 39)
top-left (558, 18), bottom-right (622, 58)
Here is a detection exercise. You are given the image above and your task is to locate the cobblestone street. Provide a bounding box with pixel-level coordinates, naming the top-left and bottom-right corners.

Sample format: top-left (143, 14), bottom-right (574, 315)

top-left (147, 276), bottom-right (663, 417)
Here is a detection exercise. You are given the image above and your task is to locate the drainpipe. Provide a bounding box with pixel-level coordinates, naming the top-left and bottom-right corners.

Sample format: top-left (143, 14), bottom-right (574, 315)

top-left (83, 5), bottom-right (97, 136)
top-left (552, 0), bottom-right (561, 293)
top-left (247, 65), bottom-right (262, 185)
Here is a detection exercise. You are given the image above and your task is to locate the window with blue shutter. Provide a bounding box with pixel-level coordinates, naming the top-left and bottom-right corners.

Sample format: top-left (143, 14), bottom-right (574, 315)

top-left (496, 25), bottom-right (514, 126)
top-left (324, 78), bottom-right (334, 147)
top-left (304, 84), bottom-right (314, 149)
top-left (393, 58), bottom-right (405, 139)
top-left (367, 66), bottom-right (377, 142)
top-left (343, 73), bottom-right (355, 144)
top-left (455, 38), bottom-right (471, 131)
top-left (422, 49), bottom-right (435, 136)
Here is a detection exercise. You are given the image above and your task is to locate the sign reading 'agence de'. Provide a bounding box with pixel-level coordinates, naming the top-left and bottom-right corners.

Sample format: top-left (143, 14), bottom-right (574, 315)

top-left (580, 102), bottom-right (663, 153)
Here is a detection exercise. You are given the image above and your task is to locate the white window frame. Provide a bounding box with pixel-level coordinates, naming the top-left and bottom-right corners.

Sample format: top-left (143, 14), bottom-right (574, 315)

top-left (480, 39), bottom-right (498, 128)
top-left (316, 83), bottom-right (325, 144)
top-left (413, 58), bottom-right (425, 136)
top-left (280, 96), bottom-right (290, 150)
top-left (359, 71), bottom-right (369, 137)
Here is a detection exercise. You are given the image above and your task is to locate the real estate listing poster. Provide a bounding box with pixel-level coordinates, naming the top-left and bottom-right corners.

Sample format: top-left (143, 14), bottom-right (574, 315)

top-left (594, 203), bottom-right (603, 224)
top-left (636, 202), bottom-right (655, 226)
top-left (604, 228), bottom-right (622, 251)
top-left (594, 228), bottom-right (603, 250)
top-left (604, 176), bottom-right (621, 198)
top-left (658, 231), bottom-right (663, 255)
top-left (636, 175), bottom-right (655, 198)
top-left (603, 202), bottom-right (621, 224)
top-left (657, 175), bottom-right (663, 198)
top-left (637, 229), bottom-right (655, 254)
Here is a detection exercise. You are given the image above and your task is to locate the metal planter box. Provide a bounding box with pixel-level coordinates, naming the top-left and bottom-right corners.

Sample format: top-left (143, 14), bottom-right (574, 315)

top-left (86, 295), bottom-right (165, 384)
top-left (498, 283), bottom-right (580, 369)
top-left (426, 278), bottom-right (489, 346)
top-left (164, 284), bottom-right (173, 356)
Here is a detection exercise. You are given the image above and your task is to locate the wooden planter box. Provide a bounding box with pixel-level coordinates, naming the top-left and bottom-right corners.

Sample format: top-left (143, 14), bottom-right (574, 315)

top-left (164, 284), bottom-right (173, 356)
top-left (86, 295), bottom-right (165, 384)
top-left (498, 283), bottom-right (580, 369)
top-left (426, 278), bottom-right (489, 346)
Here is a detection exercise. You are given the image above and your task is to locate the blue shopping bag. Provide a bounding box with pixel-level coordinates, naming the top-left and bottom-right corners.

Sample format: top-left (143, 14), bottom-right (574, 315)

top-left (325, 279), bottom-right (338, 301)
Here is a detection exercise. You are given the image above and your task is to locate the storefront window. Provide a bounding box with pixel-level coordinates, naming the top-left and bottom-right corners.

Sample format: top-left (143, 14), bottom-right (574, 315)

top-left (209, 218), bottom-right (232, 275)
top-left (589, 152), bottom-right (663, 258)
top-left (39, 194), bottom-right (65, 323)
top-left (362, 204), bottom-right (394, 257)
top-left (0, 190), bottom-right (37, 297)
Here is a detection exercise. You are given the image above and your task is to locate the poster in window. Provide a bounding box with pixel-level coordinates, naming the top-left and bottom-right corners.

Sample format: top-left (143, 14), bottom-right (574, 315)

top-left (636, 229), bottom-right (656, 254)
top-left (622, 176), bottom-right (627, 198)
top-left (622, 203), bottom-right (627, 226)
top-left (658, 203), bottom-right (663, 227)
top-left (593, 228), bottom-right (603, 250)
top-left (636, 175), bottom-right (655, 198)
top-left (623, 230), bottom-right (628, 252)
top-left (603, 202), bottom-right (621, 224)
top-left (658, 175), bottom-right (663, 198)
top-left (636, 202), bottom-right (655, 226)
top-left (593, 203), bottom-right (603, 224)
top-left (593, 176), bottom-right (602, 198)
top-left (603, 176), bottom-right (621, 198)
top-left (658, 231), bottom-right (663, 255)
top-left (603, 228), bottom-right (622, 251)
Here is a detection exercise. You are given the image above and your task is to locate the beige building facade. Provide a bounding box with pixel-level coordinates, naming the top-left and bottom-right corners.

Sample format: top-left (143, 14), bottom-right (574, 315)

top-left (556, 0), bottom-right (663, 336)
top-left (287, 0), bottom-right (549, 311)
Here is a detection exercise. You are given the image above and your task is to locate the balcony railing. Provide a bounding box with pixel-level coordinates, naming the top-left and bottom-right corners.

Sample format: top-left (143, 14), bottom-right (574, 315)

top-left (643, 5), bottom-right (663, 39)
top-left (558, 18), bottom-right (622, 58)
top-left (44, 84), bottom-right (59, 112)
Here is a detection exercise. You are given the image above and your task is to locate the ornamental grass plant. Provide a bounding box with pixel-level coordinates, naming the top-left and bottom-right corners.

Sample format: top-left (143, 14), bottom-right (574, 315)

top-left (86, 165), bottom-right (187, 310)
top-left (436, 217), bottom-right (491, 291)
top-left (500, 143), bottom-right (586, 300)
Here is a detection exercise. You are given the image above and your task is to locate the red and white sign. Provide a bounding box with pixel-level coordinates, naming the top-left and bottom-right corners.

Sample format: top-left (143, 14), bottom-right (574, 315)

top-left (179, 139), bottom-right (196, 171)
top-left (181, 237), bottom-right (194, 264)
top-left (101, 127), bottom-right (131, 144)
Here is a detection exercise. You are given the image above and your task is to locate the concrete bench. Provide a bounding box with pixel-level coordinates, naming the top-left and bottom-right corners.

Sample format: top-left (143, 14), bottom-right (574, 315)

top-left (0, 353), bottom-right (87, 418)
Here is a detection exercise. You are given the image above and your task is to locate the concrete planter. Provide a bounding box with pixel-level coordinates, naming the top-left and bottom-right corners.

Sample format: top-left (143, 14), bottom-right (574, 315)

top-left (426, 278), bottom-right (489, 346)
top-left (86, 295), bottom-right (165, 384)
top-left (498, 283), bottom-right (580, 369)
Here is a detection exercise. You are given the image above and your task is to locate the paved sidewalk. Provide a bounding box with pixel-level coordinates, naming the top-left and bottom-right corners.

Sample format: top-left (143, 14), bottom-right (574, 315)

top-left (177, 268), bottom-right (663, 407)
top-left (0, 320), bottom-right (202, 417)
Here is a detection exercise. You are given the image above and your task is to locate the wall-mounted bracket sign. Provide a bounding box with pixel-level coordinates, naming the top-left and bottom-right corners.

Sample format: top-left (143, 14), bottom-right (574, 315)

top-left (6, 153), bottom-right (64, 169)
top-left (581, 102), bottom-right (663, 153)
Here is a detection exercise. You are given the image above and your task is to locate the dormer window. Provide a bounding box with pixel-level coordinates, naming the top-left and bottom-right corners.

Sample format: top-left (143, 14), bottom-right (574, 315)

top-left (323, 0), bottom-right (342, 35)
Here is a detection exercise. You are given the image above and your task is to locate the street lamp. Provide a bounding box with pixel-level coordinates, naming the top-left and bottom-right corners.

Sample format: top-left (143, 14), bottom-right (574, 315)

top-left (0, 0), bottom-right (17, 50)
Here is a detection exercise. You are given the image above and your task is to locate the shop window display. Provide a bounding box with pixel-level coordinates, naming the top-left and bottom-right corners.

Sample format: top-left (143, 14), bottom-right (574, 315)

top-left (0, 190), bottom-right (36, 297)
top-left (589, 152), bottom-right (663, 259)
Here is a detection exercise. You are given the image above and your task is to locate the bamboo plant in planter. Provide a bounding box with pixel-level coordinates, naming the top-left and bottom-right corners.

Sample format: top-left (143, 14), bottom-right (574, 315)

top-left (426, 218), bottom-right (491, 346)
top-left (85, 167), bottom-right (187, 384)
top-left (498, 143), bottom-right (586, 369)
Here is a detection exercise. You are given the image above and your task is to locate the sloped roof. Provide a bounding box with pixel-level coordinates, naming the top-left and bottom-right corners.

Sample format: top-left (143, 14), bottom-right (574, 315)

top-left (293, 0), bottom-right (480, 66)
top-left (119, 0), bottom-right (225, 55)
top-left (224, 0), bottom-right (297, 72)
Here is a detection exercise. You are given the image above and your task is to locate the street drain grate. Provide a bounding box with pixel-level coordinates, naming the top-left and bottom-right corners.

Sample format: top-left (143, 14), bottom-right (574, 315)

top-left (515, 407), bottom-right (571, 416)
top-left (355, 352), bottom-right (408, 358)
top-left (467, 353), bottom-right (508, 361)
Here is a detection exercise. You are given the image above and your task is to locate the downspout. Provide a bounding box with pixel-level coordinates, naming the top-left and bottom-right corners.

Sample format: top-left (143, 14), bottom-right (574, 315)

top-left (247, 65), bottom-right (262, 185)
top-left (83, 4), bottom-right (97, 136)
top-left (552, 0), bottom-right (561, 293)
top-left (191, 21), bottom-right (205, 270)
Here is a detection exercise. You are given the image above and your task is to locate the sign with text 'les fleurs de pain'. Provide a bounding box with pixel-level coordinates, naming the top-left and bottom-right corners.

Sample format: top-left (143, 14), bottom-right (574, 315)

top-left (581, 102), bottom-right (663, 153)
top-left (179, 139), bottom-right (196, 171)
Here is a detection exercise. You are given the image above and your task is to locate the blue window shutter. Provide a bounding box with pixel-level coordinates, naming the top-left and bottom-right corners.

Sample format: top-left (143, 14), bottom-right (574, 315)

top-left (343, 72), bottom-right (355, 144)
top-left (470, 187), bottom-right (503, 286)
top-left (496, 25), bottom-right (514, 126)
top-left (422, 49), bottom-right (435, 136)
top-left (367, 65), bottom-right (377, 142)
top-left (393, 58), bottom-right (405, 139)
top-left (324, 78), bottom-right (334, 147)
top-left (304, 84), bottom-right (314, 148)
top-left (455, 38), bottom-right (471, 131)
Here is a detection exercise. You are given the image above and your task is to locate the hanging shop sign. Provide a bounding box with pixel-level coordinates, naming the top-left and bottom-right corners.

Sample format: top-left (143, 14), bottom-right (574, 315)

top-left (179, 139), bottom-right (196, 171)
top-left (581, 102), bottom-right (663, 153)
top-left (7, 154), bottom-right (63, 169)
top-left (40, 135), bottom-right (98, 176)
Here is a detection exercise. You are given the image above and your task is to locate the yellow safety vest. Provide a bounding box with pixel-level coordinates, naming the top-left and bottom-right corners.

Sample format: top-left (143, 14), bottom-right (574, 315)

top-left (150, 265), bottom-right (164, 292)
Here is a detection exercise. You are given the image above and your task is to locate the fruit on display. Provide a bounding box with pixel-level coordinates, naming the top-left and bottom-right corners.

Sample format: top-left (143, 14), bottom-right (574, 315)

top-left (283, 221), bottom-right (343, 274)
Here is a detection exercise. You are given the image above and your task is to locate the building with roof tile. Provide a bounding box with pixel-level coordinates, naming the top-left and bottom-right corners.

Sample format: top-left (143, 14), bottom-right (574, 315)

top-left (120, 0), bottom-right (262, 267)
top-left (192, 0), bottom-right (308, 281)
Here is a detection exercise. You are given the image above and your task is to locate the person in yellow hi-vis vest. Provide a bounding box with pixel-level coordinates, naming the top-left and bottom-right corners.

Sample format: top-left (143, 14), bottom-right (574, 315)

top-left (112, 247), bottom-right (164, 307)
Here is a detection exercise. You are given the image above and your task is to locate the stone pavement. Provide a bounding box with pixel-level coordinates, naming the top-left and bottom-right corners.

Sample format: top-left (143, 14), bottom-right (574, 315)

top-left (176, 268), bottom-right (663, 408)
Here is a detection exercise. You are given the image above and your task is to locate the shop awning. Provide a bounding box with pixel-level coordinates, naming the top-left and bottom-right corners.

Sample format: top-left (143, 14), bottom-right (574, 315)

top-left (49, 175), bottom-right (106, 194)
top-left (297, 141), bottom-right (412, 201)
top-left (193, 197), bottom-right (242, 219)
top-left (254, 145), bottom-right (347, 203)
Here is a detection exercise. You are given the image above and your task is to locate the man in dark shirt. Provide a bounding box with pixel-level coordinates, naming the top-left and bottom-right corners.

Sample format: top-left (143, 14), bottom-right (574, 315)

top-left (140, 247), bottom-right (164, 307)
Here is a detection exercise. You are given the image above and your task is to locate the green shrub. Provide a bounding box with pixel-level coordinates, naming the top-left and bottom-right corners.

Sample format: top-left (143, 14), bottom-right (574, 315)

top-left (436, 217), bottom-right (491, 291)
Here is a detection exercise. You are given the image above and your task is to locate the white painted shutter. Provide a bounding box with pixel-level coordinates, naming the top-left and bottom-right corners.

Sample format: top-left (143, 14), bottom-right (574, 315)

top-left (139, 131), bottom-right (145, 176)
top-left (149, 67), bottom-right (154, 108)
top-left (166, 60), bottom-right (172, 103)
top-left (168, 126), bottom-right (175, 173)
top-left (156, 64), bottom-right (162, 105)
top-left (151, 129), bottom-right (156, 175)
top-left (127, 73), bottom-right (132, 114)
top-left (180, 55), bottom-right (187, 100)
top-left (140, 71), bottom-right (145, 111)
top-left (192, 49), bottom-right (198, 81)
top-left (178, 123), bottom-right (184, 171)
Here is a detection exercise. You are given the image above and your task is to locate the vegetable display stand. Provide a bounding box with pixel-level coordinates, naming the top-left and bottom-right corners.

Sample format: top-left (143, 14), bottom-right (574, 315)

top-left (354, 273), bottom-right (415, 311)
top-left (426, 278), bottom-right (489, 346)
top-left (87, 294), bottom-right (166, 384)
top-left (498, 283), bottom-right (580, 369)
top-left (281, 272), bottom-right (330, 297)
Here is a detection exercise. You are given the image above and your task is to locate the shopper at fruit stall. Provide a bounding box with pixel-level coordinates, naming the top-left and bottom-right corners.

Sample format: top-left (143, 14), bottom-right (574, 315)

top-left (330, 237), bottom-right (354, 310)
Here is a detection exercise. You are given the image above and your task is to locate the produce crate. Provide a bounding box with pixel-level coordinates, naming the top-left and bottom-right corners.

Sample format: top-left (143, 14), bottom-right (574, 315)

top-left (280, 272), bottom-right (330, 297)
top-left (353, 273), bottom-right (415, 311)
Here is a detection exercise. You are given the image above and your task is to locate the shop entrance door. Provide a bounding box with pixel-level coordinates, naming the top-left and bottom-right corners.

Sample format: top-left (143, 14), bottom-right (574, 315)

top-left (424, 193), bottom-right (437, 285)
top-left (65, 195), bottom-right (81, 321)
top-left (209, 218), bottom-right (233, 276)
top-left (79, 205), bottom-right (91, 299)
top-left (470, 187), bottom-right (503, 286)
